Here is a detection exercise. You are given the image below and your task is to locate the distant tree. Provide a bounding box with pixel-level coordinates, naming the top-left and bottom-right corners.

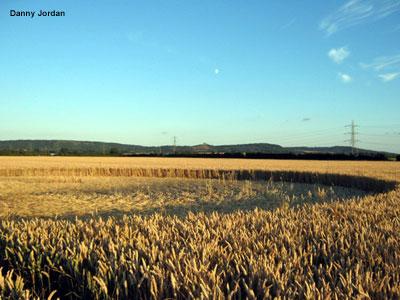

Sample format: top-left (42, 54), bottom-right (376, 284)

top-left (59, 148), bottom-right (70, 155)
top-left (373, 153), bottom-right (387, 161)
top-left (397, 155), bottom-right (400, 161)
top-left (109, 148), bottom-right (120, 155)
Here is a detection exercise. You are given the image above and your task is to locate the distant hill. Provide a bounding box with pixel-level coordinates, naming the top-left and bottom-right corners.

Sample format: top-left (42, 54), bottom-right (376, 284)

top-left (0, 140), bottom-right (397, 160)
top-left (286, 146), bottom-right (380, 155)
top-left (0, 140), bottom-right (285, 155)
top-left (192, 143), bottom-right (285, 154)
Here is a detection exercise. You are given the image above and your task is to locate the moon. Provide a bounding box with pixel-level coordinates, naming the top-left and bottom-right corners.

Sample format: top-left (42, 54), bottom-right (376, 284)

top-left (214, 68), bottom-right (220, 75)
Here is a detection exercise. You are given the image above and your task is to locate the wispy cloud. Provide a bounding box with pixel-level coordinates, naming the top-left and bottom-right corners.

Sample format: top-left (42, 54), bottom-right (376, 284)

top-left (339, 72), bottom-right (353, 83)
top-left (127, 30), bottom-right (177, 54)
top-left (378, 72), bottom-right (399, 82)
top-left (320, 0), bottom-right (400, 36)
top-left (301, 118), bottom-right (311, 122)
top-left (361, 53), bottom-right (400, 71)
top-left (328, 47), bottom-right (350, 63)
top-left (280, 18), bottom-right (296, 30)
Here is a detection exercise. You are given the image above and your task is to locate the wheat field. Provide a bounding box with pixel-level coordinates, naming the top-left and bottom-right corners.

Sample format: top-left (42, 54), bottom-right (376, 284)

top-left (0, 157), bottom-right (399, 299)
top-left (0, 156), bottom-right (398, 180)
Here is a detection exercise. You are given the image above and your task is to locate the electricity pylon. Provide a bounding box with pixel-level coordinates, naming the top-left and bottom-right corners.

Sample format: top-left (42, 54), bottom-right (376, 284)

top-left (345, 120), bottom-right (359, 155)
top-left (173, 136), bottom-right (177, 154)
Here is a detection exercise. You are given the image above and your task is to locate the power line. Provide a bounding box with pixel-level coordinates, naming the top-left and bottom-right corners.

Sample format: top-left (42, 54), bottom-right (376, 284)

top-left (281, 141), bottom-right (346, 147)
top-left (276, 133), bottom-right (344, 143)
top-left (362, 124), bottom-right (400, 128)
top-left (262, 122), bottom-right (399, 151)
top-left (360, 141), bottom-right (400, 147)
top-left (267, 127), bottom-right (343, 140)
top-left (359, 133), bottom-right (400, 137)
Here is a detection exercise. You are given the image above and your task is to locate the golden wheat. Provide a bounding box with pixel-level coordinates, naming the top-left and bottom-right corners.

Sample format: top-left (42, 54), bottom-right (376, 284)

top-left (0, 156), bottom-right (398, 180)
top-left (0, 157), bottom-right (398, 299)
top-left (0, 176), bottom-right (368, 218)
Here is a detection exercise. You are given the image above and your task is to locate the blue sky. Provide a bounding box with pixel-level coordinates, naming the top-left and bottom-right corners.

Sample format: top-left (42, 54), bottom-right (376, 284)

top-left (0, 0), bottom-right (399, 152)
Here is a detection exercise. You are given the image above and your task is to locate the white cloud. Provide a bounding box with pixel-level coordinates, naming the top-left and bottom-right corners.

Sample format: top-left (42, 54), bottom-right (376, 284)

top-left (378, 72), bottom-right (399, 82)
top-left (339, 72), bottom-right (352, 83)
top-left (361, 54), bottom-right (400, 82)
top-left (361, 53), bottom-right (400, 71)
top-left (320, 0), bottom-right (400, 36)
top-left (328, 47), bottom-right (350, 63)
